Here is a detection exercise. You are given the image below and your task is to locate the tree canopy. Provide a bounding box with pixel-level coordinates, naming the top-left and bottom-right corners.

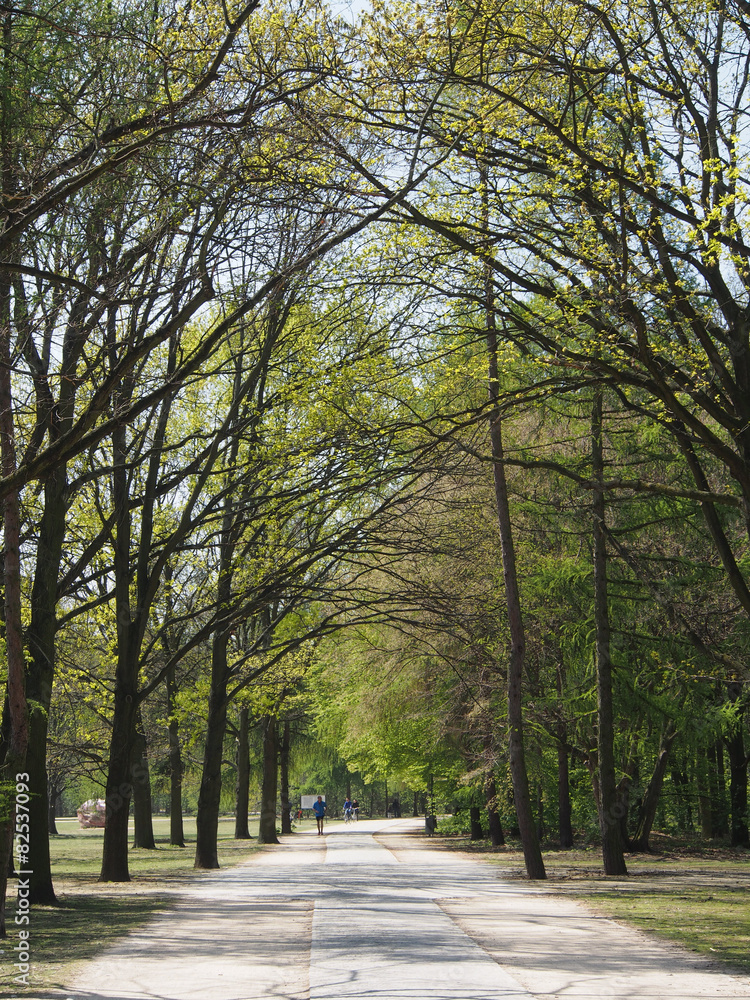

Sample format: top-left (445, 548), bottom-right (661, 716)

top-left (2, 0), bottom-right (750, 926)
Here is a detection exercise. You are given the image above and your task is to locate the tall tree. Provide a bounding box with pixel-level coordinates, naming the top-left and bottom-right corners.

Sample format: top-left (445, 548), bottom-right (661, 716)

top-left (591, 390), bottom-right (627, 874)
top-left (257, 715), bottom-right (280, 845)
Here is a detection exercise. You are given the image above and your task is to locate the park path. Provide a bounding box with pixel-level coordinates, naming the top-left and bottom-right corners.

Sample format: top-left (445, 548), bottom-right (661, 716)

top-left (57, 818), bottom-right (749, 1000)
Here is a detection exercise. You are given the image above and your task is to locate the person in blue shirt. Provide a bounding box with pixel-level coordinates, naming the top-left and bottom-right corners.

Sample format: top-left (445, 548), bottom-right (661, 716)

top-left (343, 796), bottom-right (352, 821)
top-left (313, 795), bottom-right (326, 835)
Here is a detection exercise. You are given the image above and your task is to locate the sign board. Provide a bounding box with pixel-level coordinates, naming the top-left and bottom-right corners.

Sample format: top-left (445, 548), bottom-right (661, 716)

top-left (301, 794), bottom-right (325, 809)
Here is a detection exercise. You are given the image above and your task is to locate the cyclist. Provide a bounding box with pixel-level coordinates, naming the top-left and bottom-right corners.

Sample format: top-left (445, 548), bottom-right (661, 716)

top-left (343, 796), bottom-right (353, 822)
top-left (351, 798), bottom-right (359, 821)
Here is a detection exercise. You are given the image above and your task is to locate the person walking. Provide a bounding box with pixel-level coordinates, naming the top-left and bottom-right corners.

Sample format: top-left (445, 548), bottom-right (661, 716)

top-left (313, 795), bottom-right (326, 835)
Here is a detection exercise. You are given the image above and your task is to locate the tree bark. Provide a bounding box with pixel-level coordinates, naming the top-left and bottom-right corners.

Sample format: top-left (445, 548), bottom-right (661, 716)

top-left (99, 684), bottom-right (137, 881)
top-left (194, 630), bottom-right (230, 869)
top-left (485, 776), bottom-right (505, 846)
top-left (695, 739), bottom-right (713, 839)
top-left (491, 402), bottom-right (545, 875)
top-left (484, 181), bottom-right (545, 877)
top-left (280, 720), bottom-right (292, 835)
top-left (555, 663), bottom-right (574, 848)
top-left (469, 805), bottom-right (483, 840)
top-left (257, 715), bottom-right (279, 844)
top-left (629, 725), bottom-right (677, 852)
top-left (101, 326), bottom-right (181, 878)
top-left (235, 707), bottom-right (251, 839)
top-left (100, 411), bottom-right (138, 882)
top-left (709, 740), bottom-right (729, 837)
top-left (0, 112), bottom-right (30, 924)
top-left (47, 783), bottom-right (60, 836)
top-left (557, 742), bottom-right (574, 848)
top-left (591, 391), bottom-right (627, 875)
top-left (131, 709), bottom-right (155, 849)
top-left (24, 462), bottom-right (67, 903)
top-left (166, 669), bottom-right (185, 847)
top-left (725, 683), bottom-right (749, 847)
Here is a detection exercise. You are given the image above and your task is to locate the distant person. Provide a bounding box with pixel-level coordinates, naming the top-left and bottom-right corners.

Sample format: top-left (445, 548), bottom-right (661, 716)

top-left (343, 796), bottom-right (352, 821)
top-left (352, 798), bottom-right (359, 820)
top-left (313, 795), bottom-right (326, 835)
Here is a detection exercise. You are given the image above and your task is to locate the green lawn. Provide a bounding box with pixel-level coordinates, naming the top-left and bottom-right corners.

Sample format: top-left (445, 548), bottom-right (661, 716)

top-left (48, 814), bottom-right (263, 877)
top-left (580, 884), bottom-right (750, 972)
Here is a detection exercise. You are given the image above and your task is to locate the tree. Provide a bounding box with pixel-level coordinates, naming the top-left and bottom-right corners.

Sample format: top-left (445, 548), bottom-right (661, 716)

top-left (2, 0), bottom-right (454, 894)
top-left (257, 715), bottom-right (280, 845)
top-left (338, 0), bottom-right (750, 860)
top-left (591, 390), bottom-right (627, 874)
top-left (375, 0), bottom-right (750, 634)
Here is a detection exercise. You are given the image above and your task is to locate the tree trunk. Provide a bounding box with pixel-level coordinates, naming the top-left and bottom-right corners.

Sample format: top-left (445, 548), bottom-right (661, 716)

top-left (630, 725), bottom-right (677, 852)
top-left (131, 709), bottom-right (155, 849)
top-left (24, 701), bottom-right (56, 902)
top-left (280, 720), bottom-right (292, 835)
top-left (235, 706), bottom-right (251, 839)
top-left (671, 765), bottom-right (694, 830)
top-left (194, 364), bottom-right (248, 867)
top-left (493, 415), bottom-right (544, 876)
top-left (725, 683), bottom-right (749, 847)
top-left (99, 667), bottom-right (142, 879)
top-left (487, 331), bottom-right (545, 877)
top-left (591, 391), bottom-right (627, 875)
top-left (557, 742), bottom-right (574, 848)
top-left (24, 462), bottom-right (67, 903)
top-left (257, 716), bottom-right (279, 844)
top-left (48, 782), bottom-right (60, 836)
top-left (555, 663), bottom-right (573, 849)
top-left (696, 742), bottom-right (713, 840)
top-left (99, 684), bottom-right (138, 881)
top-left (0, 245), bottom-right (30, 931)
top-left (536, 783), bottom-right (546, 843)
top-left (194, 631), bottom-right (230, 869)
top-left (709, 739), bottom-right (729, 837)
top-left (100, 406), bottom-right (138, 882)
top-left (485, 776), bottom-right (505, 846)
top-left (166, 670), bottom-right (185, 847)
top-left (616, 775), bottom-right (631, 851)
top-left (469, 805), bottom-right (483, 840)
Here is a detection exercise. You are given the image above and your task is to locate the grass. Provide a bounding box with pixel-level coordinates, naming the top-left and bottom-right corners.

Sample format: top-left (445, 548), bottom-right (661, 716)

top-left (8, 814), bottom-right (270, 995)
top-left (436, 831), bottom-right (750, 975)
top-left (47, 814), bottom-right (264, 877)
top-left (579, 885), bottom-right (750, 972)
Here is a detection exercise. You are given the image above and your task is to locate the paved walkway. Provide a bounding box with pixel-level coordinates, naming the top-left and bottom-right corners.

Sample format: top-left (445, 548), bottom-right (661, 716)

top-left (59, 819), bottom-right (749, 1000)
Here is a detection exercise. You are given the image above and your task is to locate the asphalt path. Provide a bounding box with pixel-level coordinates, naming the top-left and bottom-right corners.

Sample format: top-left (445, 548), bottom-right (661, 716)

top-left (57, 818), bottom-right (750, 1000)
